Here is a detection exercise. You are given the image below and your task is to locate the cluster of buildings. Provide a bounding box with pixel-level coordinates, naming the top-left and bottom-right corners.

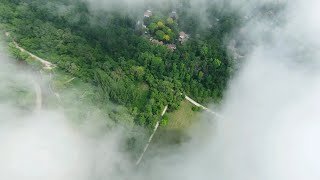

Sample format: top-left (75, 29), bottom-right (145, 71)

top-left (136, 9), bottom-right (189, 51)
top-left (149, 37), bottom-right (177, 51)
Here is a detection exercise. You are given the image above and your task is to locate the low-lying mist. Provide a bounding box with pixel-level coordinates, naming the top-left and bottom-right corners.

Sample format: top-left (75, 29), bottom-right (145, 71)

top-left (139, 0), bottom-right (320, 179)
top-left (1, 0), bottom-right (320, 179)
top-left (0, 49), bottom-right (134, 180)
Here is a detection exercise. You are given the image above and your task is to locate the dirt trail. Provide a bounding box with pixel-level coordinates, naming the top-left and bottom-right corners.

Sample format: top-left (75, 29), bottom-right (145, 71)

top-left (4, 32), bottom-right (221, 117)
top-left (184, 95), bottom-right (224, 119)
top-left (136, 105), bottom-right (168, 165)
top-left (30, 78), bottom-right (42, 112)
top-left (135, 94), bottom-right (224, 166)
top-left (135, 93), bottom-right (223, 165)
top-left (5, 32), bottom-right (56, 70)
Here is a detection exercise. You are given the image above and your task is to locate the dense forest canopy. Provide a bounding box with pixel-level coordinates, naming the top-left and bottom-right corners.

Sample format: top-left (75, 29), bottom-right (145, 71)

top-left (0, 0), bottom-right (241, 128)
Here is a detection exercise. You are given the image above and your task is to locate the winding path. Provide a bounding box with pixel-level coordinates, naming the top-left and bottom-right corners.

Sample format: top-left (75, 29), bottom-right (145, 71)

top-left (4, 31), bottom-right (222, 118)
top-left (4, 32), bottom-right (58, 110)
top-left (5, 32), bottom-right (56, 70)
top-left (4, 32), bottom-right (224, 165)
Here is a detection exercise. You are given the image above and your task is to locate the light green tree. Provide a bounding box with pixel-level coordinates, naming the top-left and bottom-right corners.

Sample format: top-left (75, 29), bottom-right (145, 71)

top-left (214, 58), bottom-right (222, 68)
top-left (198, 71), bottom-right (204, 80)
top-left (157, 21), bottom-right (165, 28)
top-left (164, 34), bottom-right (170, 42)
top-left (166, 18), bottom-right (174, 24)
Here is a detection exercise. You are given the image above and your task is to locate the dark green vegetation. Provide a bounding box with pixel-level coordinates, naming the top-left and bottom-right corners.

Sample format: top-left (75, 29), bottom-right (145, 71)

top-left (0, 50), bottom-right (148, 159)
top-left (0, 0), bottom-right (241, 129)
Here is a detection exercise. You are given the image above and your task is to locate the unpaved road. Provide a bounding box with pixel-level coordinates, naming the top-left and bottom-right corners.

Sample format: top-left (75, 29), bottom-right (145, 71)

top-left (30, 78), bottom-right (42, 112)
top-left (135, 95), bottom-right (224, 166)
top-left (185, 95), bottom-right (224, 119)
top-left (4, 32), bottom-right (222, 118)
top-left (12, 41), bottom-right (55, 69)
top-left (5, 32), bottom-right (56, 70)
top-left (136, 105), bottom-right (168, 165)
top-left (4, 32), bottom-right (57, 111)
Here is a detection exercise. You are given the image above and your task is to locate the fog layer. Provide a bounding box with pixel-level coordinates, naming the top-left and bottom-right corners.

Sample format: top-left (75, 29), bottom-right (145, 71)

top-left (0, 50), bottom-right (132, 179)
top-left (1, 0), bottom-right (320, 179)
top-left (134, 0), bottom-right (320, 180)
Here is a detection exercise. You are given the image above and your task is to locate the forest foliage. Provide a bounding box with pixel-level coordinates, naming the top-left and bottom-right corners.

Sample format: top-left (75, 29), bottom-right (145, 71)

top-left (0, 0), bottom-right (241, 128)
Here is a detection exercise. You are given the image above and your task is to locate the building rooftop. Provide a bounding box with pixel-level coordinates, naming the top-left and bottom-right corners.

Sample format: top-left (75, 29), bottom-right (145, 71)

top-left (170, 11), bottom-right (178, 19)
top-left (179, 31), bottom-right (188, 38)
top-left (144, 10), bottom-right (153, 18)
top-left (179, 31), bottom-right (189, 44)
top-left (167, 44), bottom-right (177, 51)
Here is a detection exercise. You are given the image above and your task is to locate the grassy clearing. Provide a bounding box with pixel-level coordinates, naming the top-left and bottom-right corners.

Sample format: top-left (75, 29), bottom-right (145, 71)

top-left (149, 100), bottom-right (200, 154)
top-left (166, 99), bottom-right (201, 130)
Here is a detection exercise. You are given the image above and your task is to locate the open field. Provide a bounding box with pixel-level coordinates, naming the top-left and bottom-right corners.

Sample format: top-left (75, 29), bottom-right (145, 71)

top-left (148, 100), bottom-right (201, 149)
top-left (167, 100), bottom-right (201, 130)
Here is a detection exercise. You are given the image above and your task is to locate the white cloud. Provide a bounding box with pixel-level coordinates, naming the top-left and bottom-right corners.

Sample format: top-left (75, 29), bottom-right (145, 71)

top-left (2, 0), bottom-right (320, 179)
top-left (0, 50), bottom-right (133, 180)
top-left (133, 1), bottom-right (320, 179)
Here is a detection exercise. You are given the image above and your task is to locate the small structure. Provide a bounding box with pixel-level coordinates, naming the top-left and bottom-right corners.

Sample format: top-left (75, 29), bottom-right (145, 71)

top-left (150, 38), bottom-right (164, 45)
top-left (144, 10), bottom-right (153, 18)
top-left (179, 31), bottom-right (189, 44)
top-left (167, 44), bottom-right (177, 51)
top-left (169, 10), bottom-right (178, 20)
top-left (135, 21), bottom-right (148, 34)
top-left (135, 21), bottom-right (142, 29)
top-left (143, 25), bottom-right (147, 29)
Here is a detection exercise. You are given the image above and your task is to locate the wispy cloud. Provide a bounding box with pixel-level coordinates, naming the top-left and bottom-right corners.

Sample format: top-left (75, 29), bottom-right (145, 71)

top-left (1, 0), bottom-right (320, 179)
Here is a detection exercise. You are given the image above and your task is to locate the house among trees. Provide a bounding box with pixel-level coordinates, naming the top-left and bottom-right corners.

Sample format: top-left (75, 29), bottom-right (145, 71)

top-left (150, 37), bottom-right (164, 45)
top-left (144, 10), bottom-right (153, 18)
top-left (167, 44), bottom-right (177, 51)
top-left (135, 21), bottom-right (148, 34)
top-left (179, 31), bottom-right (189, 44)
top-left (169, 10), bottom-right (178, 20)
